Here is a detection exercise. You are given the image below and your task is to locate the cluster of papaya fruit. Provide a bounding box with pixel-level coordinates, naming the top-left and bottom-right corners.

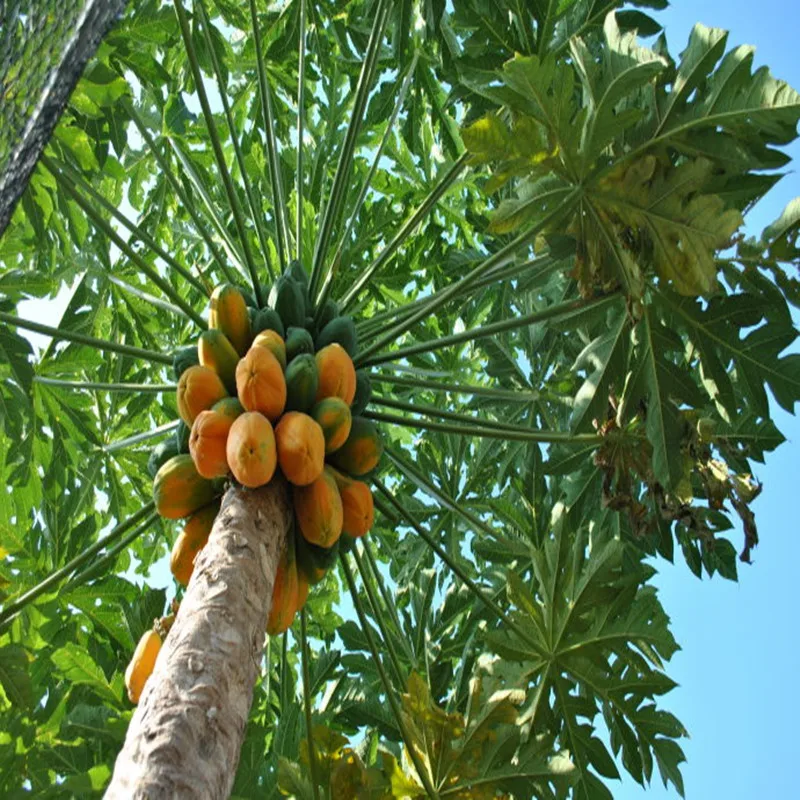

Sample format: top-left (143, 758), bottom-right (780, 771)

top-left (140, 262), bottom-right (381, 686)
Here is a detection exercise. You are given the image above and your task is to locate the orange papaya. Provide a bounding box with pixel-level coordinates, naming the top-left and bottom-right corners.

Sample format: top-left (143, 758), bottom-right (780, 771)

top-left (275, 411), bottom-right (325, 486)
top-left (267, 536), bottom-right (299, 635)
top-left (153, 454), bottom-right (217, 519)
top-left (189, 409), bottom-right (233, 479)
top-left (328, 467), bottom-right (374, 538)
top-left (170, 501), bottom-right (220, 586)
top-left (177, 365), bottom-right (228, 426)
top-left (209, 283), bottom-right (251, 355)
top-left (294, 467), bottom-right (343, 548)
top-left (125, 629), bottom-right (162, 704)
top-left (252, 329), bottom-right (287, 370)
top-left (329, 416), bottom-right (382, 476)
top-left (314, 343), bottom-right (356, 405)
top-left (226, 411), bottom-right (277, 488)
top-left (236, 345), bottom-right (286, 422)
top-left (310, 397), bottom-right (352, 453)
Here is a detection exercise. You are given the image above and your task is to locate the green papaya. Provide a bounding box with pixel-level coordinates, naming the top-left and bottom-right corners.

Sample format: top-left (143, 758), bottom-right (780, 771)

top-left (269, 276), bottom-right (306, 329)
top-left (242, 289), bottom-right (258, 309)
top-left (286, 327), bottom-right (314, 362)
top-left (317, 299), bottom-right (339, 331)
top-left (287, 260), bottom-right (309, 288)
top-left (172, 345), bottom-right (199, 380)
top-left (285, 354), bottom-right (319, 413)
top-left (304, 315), bottom-right (318, 340)
top-left (295, 533), bottom-right (339, 585)
top-left (176, 420), bottom-right (191, 454)
top-left (153, 454), bottom-right (217, 520)
top-left (198, 329), bottom-right (239, 394)
top-left (148, 438), bottom-right (180, 478)
top-left (251, 307), bottom-right (285, 339)
top-left (316, 316), bottom-right (358, 356)
top-left (351, 371), bottom-right (372, 415)
top-left (329, 416), bottom-right (382, 476)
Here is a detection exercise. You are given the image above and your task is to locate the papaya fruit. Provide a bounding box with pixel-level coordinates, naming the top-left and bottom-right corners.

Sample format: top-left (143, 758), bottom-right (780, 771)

top-left (211, 396), bottom-right (245, 423)
top-left (285, 327), bottom-right (314, 362)
top-left (304, 315), bottom-right (317, 341)
top-left (242, 288), bottom-right (258, 310)
top-left (251, 307), bottom-right (285, 339)
top-left (329, 416), bottom-right (383, 476)
top-left (275, 411), bottom-right (325, 486)
top-left (267, 535), bottom-right (299, 635)
top-left (177, 365), bottom-right (228, 426)
top-left (315, 316), bottom-right (358, 356)
top-left (172, 344), bottom-right (200, 380)
top-left (236, 346), bottom-right (286, 422)
top-left (317, 299), bottom-right (339, 331)
top-left (198, 329), bottom-right (239, 394)
top-left (294, 467), bottom-right (343, 548)
top-left (176, 420), bottom-right (191, 454)
top-left (153, 454), bottom-right (218, 519)
top-left (328, 467), bottom-right (374, 538)
top-left (209, 283), bottom-right (251, 355)
top-left (315, 344), bottom-right (356, 405)
top-left (296, 535), bottom-right (339, 585)
top-left (269, 275), bottom-right (306, 329)
top-left (252, 329), bottom-right (287, 371)
top-left (285, 354), bottom-right (319, 413)
top-left (310, 397), bottom-right (352, 453)
top-left (170, 501), bottom-right (219, 586)
top-left (148, 438), bottom-right (179, 478)
top-left (226, 411), bottom-right (277, 488)
top-left (189, 409), bottom-right (234, 479)
top-left (351, 371), bottom-right (372, 416)
top-left (125, 629), bottom-right (162, 704)
top-left (287, 259), bottom-right (309, 288)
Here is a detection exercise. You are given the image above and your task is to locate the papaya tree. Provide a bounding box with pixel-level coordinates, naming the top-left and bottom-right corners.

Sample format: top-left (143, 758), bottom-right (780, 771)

top-left (0, 1), bottom-right (798, 798)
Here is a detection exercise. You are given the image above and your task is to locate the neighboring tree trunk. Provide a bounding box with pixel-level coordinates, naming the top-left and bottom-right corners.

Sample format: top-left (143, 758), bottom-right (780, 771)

top-left (105, 479), bottom-right (291, 800)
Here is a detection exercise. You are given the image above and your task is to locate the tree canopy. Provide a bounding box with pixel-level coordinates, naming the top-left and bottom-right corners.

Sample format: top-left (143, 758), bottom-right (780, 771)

top-left (0, 1), bottom-right (798, 797)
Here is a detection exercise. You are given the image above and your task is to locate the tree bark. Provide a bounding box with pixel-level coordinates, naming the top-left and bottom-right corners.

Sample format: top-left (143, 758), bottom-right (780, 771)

top-left (105, 480), bottom-right (291, 800)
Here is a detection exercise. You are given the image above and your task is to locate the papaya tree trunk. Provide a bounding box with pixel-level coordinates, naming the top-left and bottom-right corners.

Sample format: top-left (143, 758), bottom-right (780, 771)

top-left (105, 479), bottom-right (291, 800)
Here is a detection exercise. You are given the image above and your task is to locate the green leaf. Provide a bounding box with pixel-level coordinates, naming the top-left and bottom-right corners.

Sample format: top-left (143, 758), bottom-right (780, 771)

top-left (0, 323), bottom-right (34, 394)
top-left (51, 643), bottom-right (121, 707)
top-left (618, 310), bottom-right (686, 490)
top-left (599, 156), bottom-right (743, 295)
top-left (762, 196), bottom-right (800, 261)
top-left (0, 644), bottom-right (33, 708)
top-left (570, 308), bottom-right (630, 432)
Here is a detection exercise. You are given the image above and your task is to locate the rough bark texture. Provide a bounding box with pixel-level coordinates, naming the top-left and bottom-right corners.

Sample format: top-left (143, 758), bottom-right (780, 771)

top-left (105, 480), bottom-right (291, 800)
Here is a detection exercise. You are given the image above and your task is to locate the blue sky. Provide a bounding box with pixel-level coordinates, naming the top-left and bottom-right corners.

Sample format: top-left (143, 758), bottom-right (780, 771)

top-left (617, 1), bottom-right (800, 797)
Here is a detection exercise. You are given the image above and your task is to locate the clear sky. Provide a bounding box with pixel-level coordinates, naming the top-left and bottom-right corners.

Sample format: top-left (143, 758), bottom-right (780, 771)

top-left (617, 1), bottom-right (800, 797)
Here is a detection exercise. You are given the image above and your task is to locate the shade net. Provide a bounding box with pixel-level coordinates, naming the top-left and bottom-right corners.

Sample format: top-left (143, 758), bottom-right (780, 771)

top-left (0, 0), bottom-right (126, 235)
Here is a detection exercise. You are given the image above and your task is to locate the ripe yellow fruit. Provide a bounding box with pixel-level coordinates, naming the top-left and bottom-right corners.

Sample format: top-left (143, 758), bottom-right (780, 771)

top-left (125, 629), bottom-right (162, 704)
